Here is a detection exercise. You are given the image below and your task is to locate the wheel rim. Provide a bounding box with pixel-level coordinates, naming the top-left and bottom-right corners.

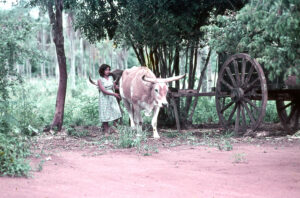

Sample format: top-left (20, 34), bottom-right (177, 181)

top-left (276, 98), bottom-right (300, 134)
top-left (216, 53), bottom-right (268, 134)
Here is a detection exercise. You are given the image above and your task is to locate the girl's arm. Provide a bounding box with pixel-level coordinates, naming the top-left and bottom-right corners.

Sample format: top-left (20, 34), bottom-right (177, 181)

top-left (113, 81), bottom-right (119, 90)
top-left (98, 80), bottom-right (121, 99)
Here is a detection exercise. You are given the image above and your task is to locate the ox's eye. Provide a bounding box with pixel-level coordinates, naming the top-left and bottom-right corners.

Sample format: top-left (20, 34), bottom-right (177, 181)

top-left (154, 88), bottom-right (159, 93)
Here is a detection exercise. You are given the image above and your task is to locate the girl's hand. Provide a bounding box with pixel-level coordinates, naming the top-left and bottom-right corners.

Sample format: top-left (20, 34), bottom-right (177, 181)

top-left (114, 93), bottom-right (121, 100)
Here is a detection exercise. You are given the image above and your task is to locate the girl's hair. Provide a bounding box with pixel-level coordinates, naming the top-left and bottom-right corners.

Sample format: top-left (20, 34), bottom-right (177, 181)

top-left (98, 64), bottom-right (111, 77)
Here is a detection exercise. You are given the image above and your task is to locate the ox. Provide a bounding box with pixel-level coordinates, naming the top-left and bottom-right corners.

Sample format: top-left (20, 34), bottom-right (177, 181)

top-left (119, 66), bottom-right (185, 139)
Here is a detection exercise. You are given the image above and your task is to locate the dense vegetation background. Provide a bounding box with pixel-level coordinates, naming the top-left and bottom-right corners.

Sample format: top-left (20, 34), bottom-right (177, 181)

top-left (0, 0), bottom-right (298, 176)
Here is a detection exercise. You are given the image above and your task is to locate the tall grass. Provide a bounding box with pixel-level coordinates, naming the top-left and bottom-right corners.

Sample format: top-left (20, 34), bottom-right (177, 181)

top-left (191, 97), bottom-right (279, 124)
top-left (13, 78), bottom-right (279, 129)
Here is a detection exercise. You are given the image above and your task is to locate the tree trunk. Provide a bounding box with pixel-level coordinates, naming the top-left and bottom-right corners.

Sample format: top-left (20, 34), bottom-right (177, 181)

top-left (188, 48), bottom-right (211, 122)
top-left (80, 38), bottom-right (85, 78)
top-left (48, 0), bottom-right (67, 131)
top-left (183, 43), bottom-right (197, 117)
top-left (173, 46), bottom-right (180, 90)
top-left (67, 12), bottom-right (76, 90)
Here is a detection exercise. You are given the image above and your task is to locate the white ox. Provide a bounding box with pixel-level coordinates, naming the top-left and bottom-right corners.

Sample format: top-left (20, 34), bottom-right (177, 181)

top-left (119, 66), bottom-right (185, 139)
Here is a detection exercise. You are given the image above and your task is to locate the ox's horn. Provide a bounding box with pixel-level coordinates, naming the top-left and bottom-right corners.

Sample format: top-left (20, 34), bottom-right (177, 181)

top-left (89, 75), bottom-right (97, 86)
top-left (143, 74), bottom-right (186, 83)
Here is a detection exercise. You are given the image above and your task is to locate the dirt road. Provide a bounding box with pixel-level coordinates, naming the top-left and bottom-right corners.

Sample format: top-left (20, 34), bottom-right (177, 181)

top-left (1, 141), bottom-right (300, 198)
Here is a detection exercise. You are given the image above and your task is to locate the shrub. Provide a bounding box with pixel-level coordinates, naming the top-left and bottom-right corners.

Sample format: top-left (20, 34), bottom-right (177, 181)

top-left (117, 126), bottom-right (147, 149)
top-left (192, 97), bottom-right (218, 124)
top-left (0, 133), bottom-right (31, 177)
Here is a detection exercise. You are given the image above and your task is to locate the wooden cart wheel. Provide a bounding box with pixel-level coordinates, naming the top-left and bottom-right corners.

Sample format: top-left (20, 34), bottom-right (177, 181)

top-left (216, 53), bottom-right (268, 134)
top-left (276, 98), bottom-right (300, 134)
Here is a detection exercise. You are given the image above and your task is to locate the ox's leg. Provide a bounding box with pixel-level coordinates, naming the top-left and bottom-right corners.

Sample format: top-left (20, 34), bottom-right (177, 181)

top-left (133, 105), bottom-right (143, 136)
top-left (123, 99), bottom-right (135, 128)
top-left (151, 106), bottom-right (160, 139)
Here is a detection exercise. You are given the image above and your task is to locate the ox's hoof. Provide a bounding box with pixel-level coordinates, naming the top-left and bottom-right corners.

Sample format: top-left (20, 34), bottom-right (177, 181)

top-left (153, 135), bottom-right (160, 139)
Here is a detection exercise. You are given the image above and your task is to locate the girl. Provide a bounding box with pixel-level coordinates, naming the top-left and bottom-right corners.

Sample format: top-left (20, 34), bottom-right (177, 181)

top-left (97, 64), bottom-right (122, 134)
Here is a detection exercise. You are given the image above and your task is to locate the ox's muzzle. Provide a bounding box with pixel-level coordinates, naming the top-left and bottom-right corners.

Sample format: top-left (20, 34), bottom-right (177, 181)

top-left (162, 101), bottom-right (169, 108)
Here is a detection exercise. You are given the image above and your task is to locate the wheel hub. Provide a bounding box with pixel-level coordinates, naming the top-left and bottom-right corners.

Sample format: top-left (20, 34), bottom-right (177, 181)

top-left (231, 88), bottom-right (244, 102)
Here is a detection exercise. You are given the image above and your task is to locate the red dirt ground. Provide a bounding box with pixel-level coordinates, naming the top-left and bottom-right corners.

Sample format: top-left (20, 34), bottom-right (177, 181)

top-left (1, 126), bottom-right (300, 198)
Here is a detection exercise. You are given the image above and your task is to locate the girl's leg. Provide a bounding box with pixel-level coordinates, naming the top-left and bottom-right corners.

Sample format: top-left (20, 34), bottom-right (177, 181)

top-left (102, 122), bottom-right (109, 133)
top-left (113, 119), bottom-right (119, 127)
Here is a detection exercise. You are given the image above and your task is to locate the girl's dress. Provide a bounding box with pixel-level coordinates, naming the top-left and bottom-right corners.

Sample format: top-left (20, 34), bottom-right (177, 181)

top-left (98, 76), bottom-right (122, 122)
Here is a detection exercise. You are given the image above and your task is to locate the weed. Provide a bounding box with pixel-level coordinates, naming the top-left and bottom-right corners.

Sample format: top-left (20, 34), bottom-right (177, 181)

top-left (0, 133), bottom-right (31, 177)
top-left (218, 139), bottom-right (233, 151)
top-left (37, 159), bottom-right (45, 172)
top-left (141, 144), bottom-right (159, 156)
top-left (163, 131), bottom-right (180, 138)
top-left (233, 153), bottom-right (247, 163)
top-left (66, 126), bottom-right (89, 138)
top-left (117, 126), bottom-right (142, 148)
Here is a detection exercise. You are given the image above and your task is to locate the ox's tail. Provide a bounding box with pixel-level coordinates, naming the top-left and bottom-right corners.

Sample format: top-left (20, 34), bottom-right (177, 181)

top-left (89, 75), bottom-right (97, 86)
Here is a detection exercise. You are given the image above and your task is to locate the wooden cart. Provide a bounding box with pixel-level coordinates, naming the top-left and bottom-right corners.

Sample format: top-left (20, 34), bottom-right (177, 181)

top-left (171, 53), bottom-right (300, 135)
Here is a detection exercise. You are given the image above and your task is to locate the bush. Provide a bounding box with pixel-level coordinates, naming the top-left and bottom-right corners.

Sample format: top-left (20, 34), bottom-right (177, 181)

top-left (192, 97), bottom-right (218, 124)
top-left (264, 101), bottom-right (279, 123)
top-left (0, 133), bottom-right (31, 177)
top-left (117, 126), bottom-right (147, 149)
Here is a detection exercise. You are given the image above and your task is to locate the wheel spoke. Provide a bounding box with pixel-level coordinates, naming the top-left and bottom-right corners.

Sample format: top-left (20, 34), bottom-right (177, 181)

top-left (221, 101), bottom-right (234, 113)
top-left (235, 104), bottom-right (241, 132)
top-left (244, 65), bottom-right (254, 86)
top-left (243, 98), bottom-right (259, 114)
top-left (278, 101), bottom-right (292, 111)
top-left (241, 105), bottom-right (247, 129)
top-left (242, 101), bottom-right (255, 125)
top-left (225, 67), bottom-right (237, 87)
top-left (244, 77), bottom-right (260, 93)
top-left (287, 105), bottom-right (297, 123)
top-left (276, 99), bottom-right (300, 134)
top-left (227, 103), bottom-right (237, 124)
top-left (241, 58), bottom-right (246, 84)
top-left (221, 79), bottom-right (234, 90)
top-left (233, 60), bottom-right (241, 86)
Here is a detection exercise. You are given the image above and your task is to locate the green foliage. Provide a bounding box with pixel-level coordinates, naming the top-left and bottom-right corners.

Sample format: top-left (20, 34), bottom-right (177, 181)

top-left (66, 126), bottom-right (89, 138)
top-left (0, 133), bottom-right (31, 177)
top-left (264, 101), bottom-right (280, 123)
top-left (12, 78), bottom-right (280, 133)
top-left (204, 0), bottom-right (300, 79)
top-left (0, 8), bottom-right (43, 78)
top-left (10, 84), bottom-right (44, 135)
top-left (117, 126), bottom-right (147, 149)
top-left (192, 97), bottom-right (219, 124)
top-left (0, 8), bottom-right (46, 177)
top-left (232, 153), bottom-right (247, 163)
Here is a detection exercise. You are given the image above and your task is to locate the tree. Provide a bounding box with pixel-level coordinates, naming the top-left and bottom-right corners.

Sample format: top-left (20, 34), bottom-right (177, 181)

top-left (0, 8), bottom-right (43, 133)
top-left (204, 0), bottom-right (300, 80)
top-left (47, 0), bottom-right (67, 131)
top-left (73, 0), bottom-right (247, 126)
top-left (29, 0), bottom-right (68, 131)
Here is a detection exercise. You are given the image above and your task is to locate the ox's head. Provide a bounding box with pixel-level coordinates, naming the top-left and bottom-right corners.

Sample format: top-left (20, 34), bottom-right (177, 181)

top-left (142, 74), bottom-right (185, 108)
